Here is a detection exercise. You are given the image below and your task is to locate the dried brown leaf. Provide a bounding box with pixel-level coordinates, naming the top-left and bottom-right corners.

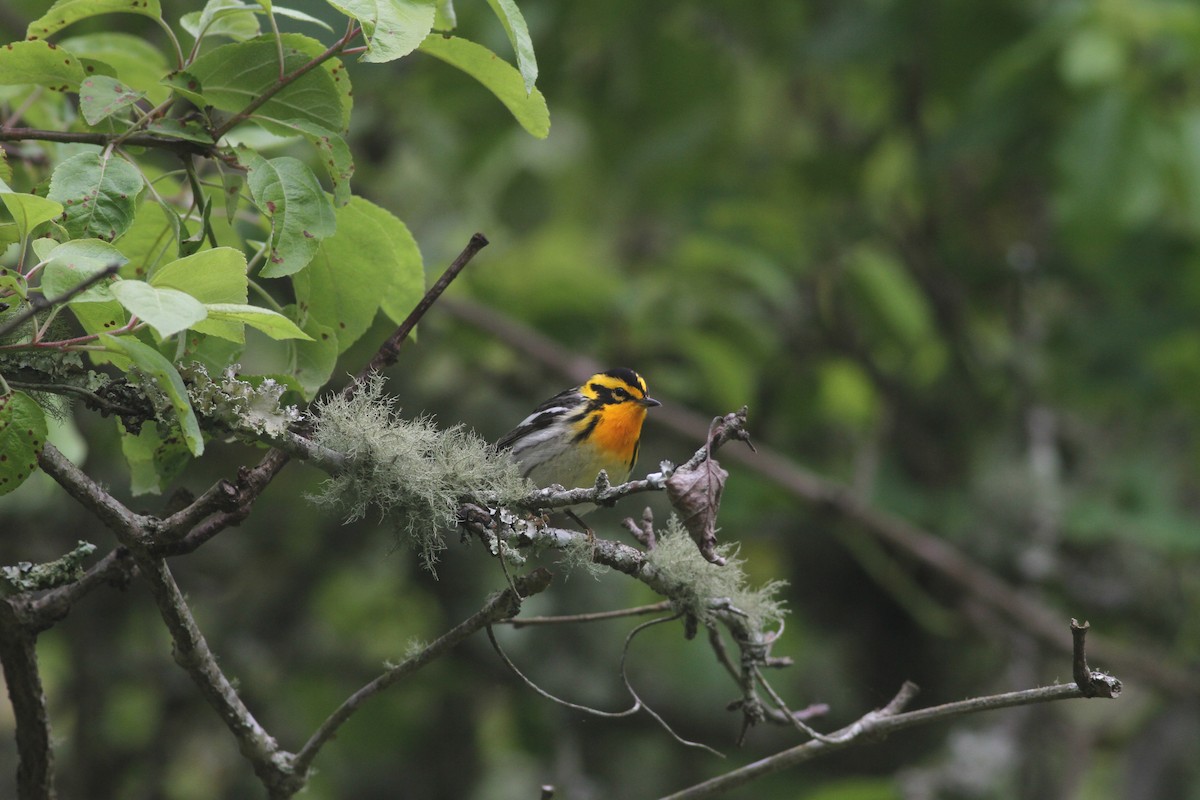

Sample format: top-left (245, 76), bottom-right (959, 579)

top-left (665, 455), bottom-right (728, 566)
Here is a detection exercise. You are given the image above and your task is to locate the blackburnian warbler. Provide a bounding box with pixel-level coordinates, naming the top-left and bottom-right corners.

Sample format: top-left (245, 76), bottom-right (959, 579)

top-left (498, 368), bottom-right (661, 492)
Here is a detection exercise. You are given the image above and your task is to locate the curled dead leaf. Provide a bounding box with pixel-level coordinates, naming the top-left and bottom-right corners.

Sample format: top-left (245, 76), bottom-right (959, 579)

top-left (665, 455), bottom-right (728, 566)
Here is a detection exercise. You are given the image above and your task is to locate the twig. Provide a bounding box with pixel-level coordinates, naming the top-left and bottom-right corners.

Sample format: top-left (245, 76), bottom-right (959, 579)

top-left (350, 232), bottom-right (489, 387)
top-left (0, 264), bottom-right (121, 340)
top-left (25, 548), bottom-right (135, 632)
top-left (485, 625), bottom-right (641, 718)
top-left (751, 666), bottom-right (833, 743)
top-left (1071, 618), bottom-right (1120, 699)
top-left (514, 472), bottom-right (666, 511)
top-left (211, 26), bottom-right (363, 140)
top-left (620, 615), bottom-right (726, 757)
top-left (496, 601), bottom-right (674, 628)
top-left (5, 379), bottom-right (145, 417)
top-left (162, 449), bottom-right (292, 553)
top-left (0, 127), bottom-right (212, 157)
top-left (292, 569), bottom-right (554, 778)
top-left (1, 541), bottom-right (96, 596)
top-left (660, 620), bottom-right (1123, 800)
top-left (659, 681), bottom-right (1088, 800)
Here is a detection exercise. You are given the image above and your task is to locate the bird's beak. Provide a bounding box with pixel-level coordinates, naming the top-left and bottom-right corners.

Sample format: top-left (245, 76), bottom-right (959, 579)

top-left (641, 396), bottom-right (662, 408)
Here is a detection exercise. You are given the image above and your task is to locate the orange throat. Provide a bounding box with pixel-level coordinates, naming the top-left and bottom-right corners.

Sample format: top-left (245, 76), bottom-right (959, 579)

top-left (588, 403), bottom-right (648, 467)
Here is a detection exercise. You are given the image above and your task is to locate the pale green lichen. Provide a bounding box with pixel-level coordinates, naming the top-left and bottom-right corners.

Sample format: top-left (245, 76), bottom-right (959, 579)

top-left (556, 531), bottom-right (610, 579)
top-left (308, 376), bottom-right (532, 573)
top-left (181, 364), bottom-right (301, 437)
top-left (646, 516), bottom-right (788, 631)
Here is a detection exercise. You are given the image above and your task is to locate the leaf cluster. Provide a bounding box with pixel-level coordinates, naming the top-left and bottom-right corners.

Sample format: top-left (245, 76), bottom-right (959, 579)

top-left (0, 0), bottom-right (550, 498)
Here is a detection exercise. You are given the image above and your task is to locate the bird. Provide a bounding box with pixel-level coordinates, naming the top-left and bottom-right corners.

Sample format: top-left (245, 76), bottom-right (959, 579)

top-left (497, 367), bottom-right (661, 493)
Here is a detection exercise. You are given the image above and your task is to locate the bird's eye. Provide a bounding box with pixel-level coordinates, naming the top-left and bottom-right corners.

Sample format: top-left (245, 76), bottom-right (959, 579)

top-left (613, 388), bottom-right (629, 400)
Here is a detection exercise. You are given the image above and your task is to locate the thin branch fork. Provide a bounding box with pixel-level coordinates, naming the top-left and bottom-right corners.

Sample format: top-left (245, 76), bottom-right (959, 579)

top-left (658, 621), bottom-right (1121, 800)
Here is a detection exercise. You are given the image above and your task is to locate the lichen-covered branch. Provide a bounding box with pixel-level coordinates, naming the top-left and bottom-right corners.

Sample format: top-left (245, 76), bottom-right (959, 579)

top-left (460, 507), bottom-right (788, 735)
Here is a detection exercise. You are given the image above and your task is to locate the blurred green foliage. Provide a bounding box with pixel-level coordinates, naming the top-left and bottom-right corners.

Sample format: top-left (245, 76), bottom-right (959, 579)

top-left (4, 0), bottom-right (1200, 798)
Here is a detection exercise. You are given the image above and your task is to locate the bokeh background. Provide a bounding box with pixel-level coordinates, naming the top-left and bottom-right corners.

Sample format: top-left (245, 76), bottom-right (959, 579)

top-left (3, 0), bottom-right (1200, 798)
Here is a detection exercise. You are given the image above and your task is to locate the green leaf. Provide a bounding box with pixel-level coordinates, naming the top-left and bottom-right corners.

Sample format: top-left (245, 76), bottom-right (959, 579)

top-left (270, 6), bottom-right (335, 32)
top-left (221, 169), bottom-right (244, 223)
top-left (146, 119), bottom-right (215, 145)
top-left (161, 71), bottom-right (208, 107)
top-left (60, 33), bottom-right (171, 105)
top-left (69, 300), bottom-right (128, 341)
top-left (100, 333), bottom-right (204, 456)
top-left (149, 247), bottom-right (248, 341)
top-left (116, 200), bottom-right (179, 278)
top-left (45, 152), bottom-right (144, 242)
top-left (295, 197), bottom-right (423, 354)
top-left (287, 309), bottom-right (337, 398)
top-left (0, 268), bottom-right (28, 302)
top-left (119, 420), bottom-right (190, 495)
top-left (418, 35), bottom-right (549, 138)
top-left (847, 245), bottom-right (934, 347)
top-left (188, 35), bottom-right (349, 135)
top-left (485, 0), bottom-right (537, 94)
top-left (239, 149), bottom-right (336, 277)
top-left (0, 149), bottom-right (11, 185)
top-left (110, 281), bottom-right (208, 338)
top-left (26, 0), bottom-right (164, 41)
top-left (39, 238), bottom-right (128, 303)
top-left (149, 247), bottom-right (247, 301)
top-left (0, 41), bottom-right (86, 92)
top-left (179, 331), bottom-right (244, 375)
top-left (78, 75), bottom-right (145, 125)
top-left (0, 190), bottom-right (64, 242)
top-left (255, 117), bottom-right (354, 205)
top-left (181, 0), bottom-right (262, 42)
top-left (372, 211), bottom-right (424, 325)
top-left (327, 0), bottom-right (436, 63)
top-left (203, 303), bottom-right (313, 340)
top-left (0, 391), bottom-right (48, 496)
top-left (434, 0), bottom-right (456, 30)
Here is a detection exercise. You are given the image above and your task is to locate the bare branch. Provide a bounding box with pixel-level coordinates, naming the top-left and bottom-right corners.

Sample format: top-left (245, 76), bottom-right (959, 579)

top-left (34, 443), bottom-right (294, 792)
top-left (487, 623), bottom-right (642, 718)
top-left (25, 548), bottom-right (135, 632)
top-left (0, 264), bottom-right (121, 340)
top-left (660, 621), bottom-right (1123, 800)
top-left (351, 232), bottom-right (489, 388)
top-left (36, 443), bottom-right (148, 536)
top-left (0, 127), bottom-right (212, 157)
top-left (619, 615), bottom-right (726, 757)
top-left (292, 568), bottom-right (554, 778)
top-left (0, 600), bottom-right (55, 800)
top-left (496, 601), bottom-right (673, 628)
top-left (661, 681), bottom-right (1038, 799)
top-left (163, 449), bottom-right (292, 552)
top-left (1071, 618), bottom-right (1121, 699)
top-left (132, 556), bottom-right (294, 792)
